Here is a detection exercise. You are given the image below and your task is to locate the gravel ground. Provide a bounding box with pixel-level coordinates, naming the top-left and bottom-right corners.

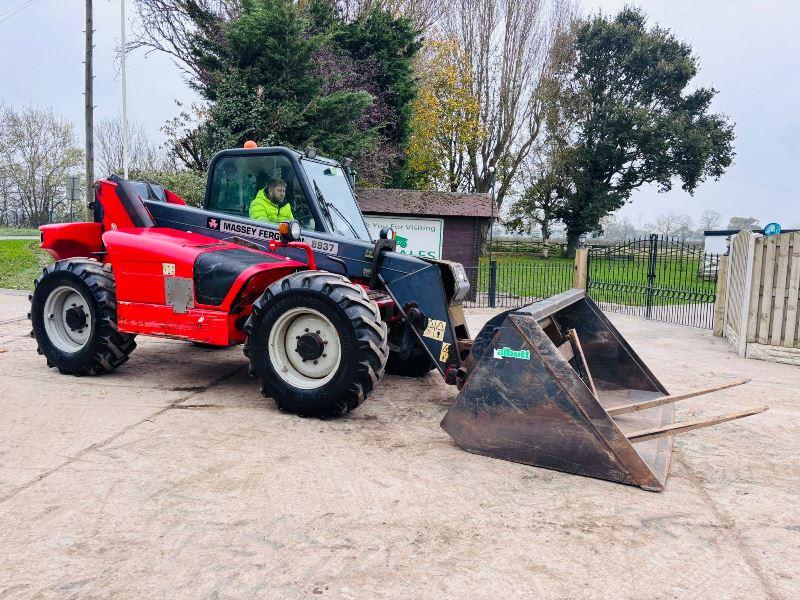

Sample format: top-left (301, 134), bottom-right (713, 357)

top-left (0, 292), bottom-right (797, 599)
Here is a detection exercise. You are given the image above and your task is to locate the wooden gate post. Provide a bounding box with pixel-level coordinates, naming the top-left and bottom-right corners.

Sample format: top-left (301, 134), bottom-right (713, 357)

top-left (737, 232), bottom-right (757, 356)
top-left (713, 254), bottom-right (729, 337)
top-left (573, 248), bottom-right (588, 289)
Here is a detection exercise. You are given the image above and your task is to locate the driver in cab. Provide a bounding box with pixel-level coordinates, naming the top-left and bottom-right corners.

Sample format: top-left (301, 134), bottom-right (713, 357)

top-left (249, 178), bottom-right (294, 223)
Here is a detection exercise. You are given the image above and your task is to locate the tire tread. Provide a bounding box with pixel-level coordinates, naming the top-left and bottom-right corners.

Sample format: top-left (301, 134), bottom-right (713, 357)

top-left (30, 259), bottom-right (136, 376)
top-left (244, 272), bottom-right (388, 417)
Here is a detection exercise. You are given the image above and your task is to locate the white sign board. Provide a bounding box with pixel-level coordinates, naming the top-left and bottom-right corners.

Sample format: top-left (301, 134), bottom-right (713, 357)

top-left (364, 215), bottom-right (444, 259)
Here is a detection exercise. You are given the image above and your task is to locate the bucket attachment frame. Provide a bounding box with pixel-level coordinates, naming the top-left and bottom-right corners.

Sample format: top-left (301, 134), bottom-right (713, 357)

top-left (441, 289), bottom-right (765, 491)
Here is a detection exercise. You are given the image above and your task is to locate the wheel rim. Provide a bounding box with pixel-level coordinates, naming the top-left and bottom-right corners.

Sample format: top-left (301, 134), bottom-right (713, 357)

top-left (268, 307), bottom-right (342, 390)
top-left (42, 285), bottom-right (93, 353)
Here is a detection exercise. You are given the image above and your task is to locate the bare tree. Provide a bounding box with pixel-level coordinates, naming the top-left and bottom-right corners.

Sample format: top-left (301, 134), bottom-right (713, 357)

top-left (440, 0), bottom-right (574, 208)
top-left (0, 166), bottom-right (13, 227)
top-left (161, 102), bottom-right (213, 172)
top-left (0, 106), bottom-right (83, 227)
top-left (599, 214), bottom-right (638, 241)
top-left (131, 0), bottom-right (442, 80)
top-left (131, 1), bottom-right (240, 80)
top-left (649, 213), bottom-right (681, 238)
top-left (506, 152), bottom-right (564, 256)
top-left (340, 0), bottom-right (445, 29)
top-left (674, 214), bottom-right (695, 244)
top-left (699, 209), bottom-right (722, 231)
top-left (95, 116), bottom-right (166, 178)
top-left (727, 216), bottom-right (760, 230)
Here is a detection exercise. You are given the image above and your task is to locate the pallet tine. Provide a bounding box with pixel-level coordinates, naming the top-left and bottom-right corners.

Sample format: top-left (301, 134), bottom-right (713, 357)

top-left (567, 328), bottom-right (597, 397)
top-left (607, 379), bottom-right (751, 416)
top-left (442, 289), bottom-right (768, 491)
top-left (627, 406), bottom-right (767, 443)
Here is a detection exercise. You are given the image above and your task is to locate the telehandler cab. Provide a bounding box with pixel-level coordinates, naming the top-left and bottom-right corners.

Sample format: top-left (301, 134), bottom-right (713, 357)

top-left (29, 144), bottom-right (764, 490)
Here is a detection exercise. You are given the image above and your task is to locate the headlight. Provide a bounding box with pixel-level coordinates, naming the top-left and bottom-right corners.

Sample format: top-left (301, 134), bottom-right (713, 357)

top-left (279, 220), bottom-right (302, 242)
top-left (289, 220), bottom-right (302, 241)
top-left (452, 263), bottom-right (468, 284)
top-left (449, 263), bottom-right (470, 304)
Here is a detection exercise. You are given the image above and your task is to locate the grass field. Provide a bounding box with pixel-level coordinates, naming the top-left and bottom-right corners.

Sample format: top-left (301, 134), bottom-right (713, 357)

top-left (471, 253), bottom-right (717, 307)
top-left (0, 241), bottom-right (716, 308)
top-left (472, 254), bottom-right (575, 301)
top-left (0, 227), bottom-right (40, 236)
top-left (0, 240), bottom-right (52, 290)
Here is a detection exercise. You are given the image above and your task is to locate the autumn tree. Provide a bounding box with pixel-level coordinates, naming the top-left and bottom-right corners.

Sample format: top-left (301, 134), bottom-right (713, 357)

top-left (406, 39), bottom-right (482, 190)
top-left (548, 8), bottom-right (735, 256)
top-left (434, 0), bottom-right (573, 207)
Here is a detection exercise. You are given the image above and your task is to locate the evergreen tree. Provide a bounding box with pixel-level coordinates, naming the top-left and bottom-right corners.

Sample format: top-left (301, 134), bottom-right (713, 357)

top-left (165, 0), bottom-right (420, 186)
top-left (548, 8), bottom-right (735, 256)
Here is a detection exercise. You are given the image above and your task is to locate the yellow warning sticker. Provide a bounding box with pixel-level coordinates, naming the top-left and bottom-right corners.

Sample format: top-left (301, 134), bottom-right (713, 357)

top-left (162, 263), bottom-right (176, 276)
top-left (440, 342), bottom-right (451, 363)
top-left (423, 318), bottom-right (446, 341)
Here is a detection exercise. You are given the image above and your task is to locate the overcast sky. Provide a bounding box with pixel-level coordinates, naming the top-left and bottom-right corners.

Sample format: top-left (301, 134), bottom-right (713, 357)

top-left (1, 0), bottom-right (798, 228)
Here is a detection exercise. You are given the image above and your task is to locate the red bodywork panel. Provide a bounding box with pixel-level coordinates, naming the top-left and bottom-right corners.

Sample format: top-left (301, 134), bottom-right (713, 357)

top-left (41, 222), bottom-right (103, 261)
top-left (164, 189), bottom-right (186, 205)
top-left (38, 176), bottom-right (395, 347)
top-left (102, 228), bottom-right (306, 345)
top-left (96, 179), bottom-right (155, 230)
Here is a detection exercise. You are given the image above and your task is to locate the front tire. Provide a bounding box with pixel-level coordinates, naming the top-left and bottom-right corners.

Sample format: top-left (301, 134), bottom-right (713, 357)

top-left (244, 272), bottom-right (388, 417)
top-left (29, 259), bottom-right (136, 375)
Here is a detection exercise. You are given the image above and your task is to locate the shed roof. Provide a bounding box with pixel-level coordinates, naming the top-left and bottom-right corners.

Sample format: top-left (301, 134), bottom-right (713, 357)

top-left (356, 188), bottom-right (493, 218)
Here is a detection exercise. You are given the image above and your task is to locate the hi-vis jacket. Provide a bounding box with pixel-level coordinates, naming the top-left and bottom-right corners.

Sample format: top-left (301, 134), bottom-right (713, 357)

top-left (248, 189), bottom-right (294, 223)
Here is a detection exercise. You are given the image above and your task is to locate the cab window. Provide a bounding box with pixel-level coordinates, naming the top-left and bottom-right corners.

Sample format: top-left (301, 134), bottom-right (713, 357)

top-left (207, 154), bottom-right (317, 230)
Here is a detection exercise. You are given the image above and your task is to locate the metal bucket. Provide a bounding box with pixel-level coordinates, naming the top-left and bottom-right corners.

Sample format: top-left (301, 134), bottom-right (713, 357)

top-left (441, 289), bottom-right (764, 491)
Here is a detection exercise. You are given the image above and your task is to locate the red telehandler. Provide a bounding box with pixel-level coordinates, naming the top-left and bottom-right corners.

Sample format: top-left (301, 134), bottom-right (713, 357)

top-left (29, 145), bottom-right (764, 491)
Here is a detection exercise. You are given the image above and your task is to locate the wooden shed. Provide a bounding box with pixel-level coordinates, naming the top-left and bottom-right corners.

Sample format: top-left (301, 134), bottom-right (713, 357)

top-left (356, 188), bottom-right (493, 271)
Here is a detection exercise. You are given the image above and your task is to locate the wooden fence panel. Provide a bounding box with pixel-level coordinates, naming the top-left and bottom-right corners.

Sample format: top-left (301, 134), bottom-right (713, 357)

top-left (746, 238), bottom-right (764, 343)
top-left (783, 232), bottom-right (800, 348)
top-left (721, 230), bottom-right (800, 362)
top-left (770, 235), bottom-right (790, 345)
top-left (757, 236), bottom-right (777, 344)
top-left (724, 231), bottom-right (752, 351)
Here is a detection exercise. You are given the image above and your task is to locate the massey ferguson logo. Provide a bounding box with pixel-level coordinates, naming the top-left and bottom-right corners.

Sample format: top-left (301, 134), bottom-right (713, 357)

top-left (204, 217), bottom-right (340, 254)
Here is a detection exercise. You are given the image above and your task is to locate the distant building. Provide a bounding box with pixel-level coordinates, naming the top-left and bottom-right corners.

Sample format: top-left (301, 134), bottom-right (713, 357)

top-left (356, 188), bottom-right (493, 271)
top-left (704, 228), bottom-right (799, 254)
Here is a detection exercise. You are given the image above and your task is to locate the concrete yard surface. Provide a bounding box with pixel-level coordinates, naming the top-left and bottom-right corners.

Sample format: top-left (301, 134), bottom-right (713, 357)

top-left (0, 291), bottom-right (798, 599)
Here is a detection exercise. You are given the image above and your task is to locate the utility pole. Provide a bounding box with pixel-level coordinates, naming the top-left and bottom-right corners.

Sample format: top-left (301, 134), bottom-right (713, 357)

top-left (121, 0), bottom-right (129, 179)
top-left (84, 0), bottom-right (94, 215)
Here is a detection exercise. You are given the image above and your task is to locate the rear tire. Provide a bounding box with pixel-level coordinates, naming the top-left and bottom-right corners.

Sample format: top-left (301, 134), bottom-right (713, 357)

top-left (244, 272), bottom-right (388, 417)
top-left (29, 259), bottom-right (136, 375)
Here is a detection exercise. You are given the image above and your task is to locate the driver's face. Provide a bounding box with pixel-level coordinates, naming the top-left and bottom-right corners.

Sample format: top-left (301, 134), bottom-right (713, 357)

top-left (271, 184), bottom-right (287, 201)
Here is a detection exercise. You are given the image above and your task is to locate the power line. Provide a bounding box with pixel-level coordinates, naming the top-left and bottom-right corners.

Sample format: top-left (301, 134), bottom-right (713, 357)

top-left (725, 177), bottom-right (800, 196)
top-left (0, 0), bottom-right (41, 24)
